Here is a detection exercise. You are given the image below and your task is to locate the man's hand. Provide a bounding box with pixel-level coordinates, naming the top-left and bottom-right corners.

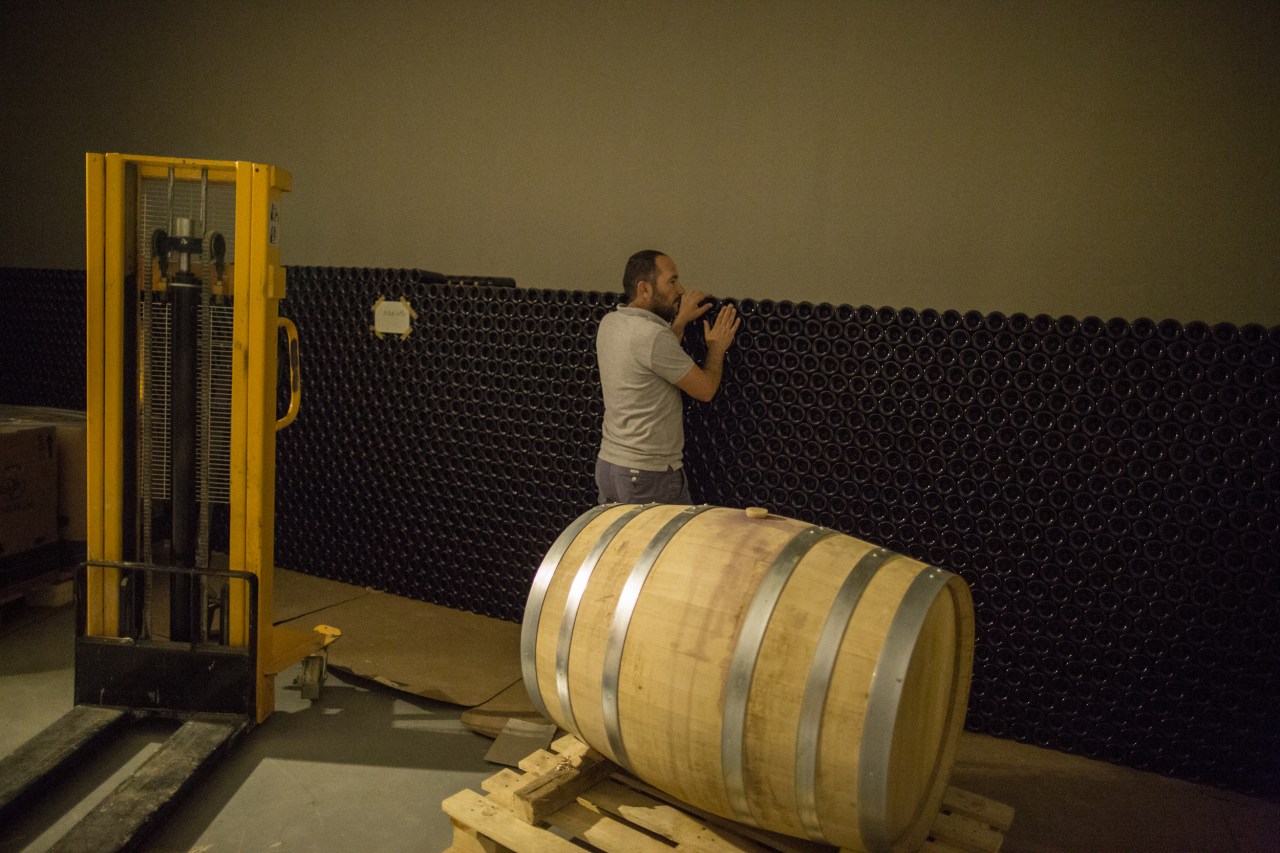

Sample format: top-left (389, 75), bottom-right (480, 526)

top-left (672, 289), bottom-right (713, 338)
top-left (676, 304), bottom-right (742, 402)
top-left (704, 304), bottom-right (741, 354)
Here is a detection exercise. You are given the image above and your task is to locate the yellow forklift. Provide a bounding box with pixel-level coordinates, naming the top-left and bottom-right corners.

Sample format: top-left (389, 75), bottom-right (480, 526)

top-left (0, 154), bottom-right (338, 850)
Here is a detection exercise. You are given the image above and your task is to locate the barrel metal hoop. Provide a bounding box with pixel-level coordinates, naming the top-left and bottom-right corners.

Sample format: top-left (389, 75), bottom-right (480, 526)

top-left (795, 546), bottom-right (895, 842)
top-left (722, 525), bottom-right (836, 824)
top-left (555, 504), bottom-right (654, 737)
top-left (602, 505), bottom-right (714, 771)
top-left (858, 566), bottom-right (952, 853)
top-left (520, 503), bottom-right (615, 722)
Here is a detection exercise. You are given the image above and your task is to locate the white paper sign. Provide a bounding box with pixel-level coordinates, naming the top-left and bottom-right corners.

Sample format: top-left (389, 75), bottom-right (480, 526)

top-left (374, 299), bottom-right (412, 336)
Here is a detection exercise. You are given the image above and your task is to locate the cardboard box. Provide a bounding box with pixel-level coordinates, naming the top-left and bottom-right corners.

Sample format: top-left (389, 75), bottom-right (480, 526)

top-left (0, 423), bottom-right (57, 558)
top-left (0, 406), bottom-right (87, 542)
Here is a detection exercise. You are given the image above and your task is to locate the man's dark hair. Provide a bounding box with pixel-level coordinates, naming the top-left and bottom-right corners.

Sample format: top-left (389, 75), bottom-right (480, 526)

top-left (622, 250), bottom-right (665, 302)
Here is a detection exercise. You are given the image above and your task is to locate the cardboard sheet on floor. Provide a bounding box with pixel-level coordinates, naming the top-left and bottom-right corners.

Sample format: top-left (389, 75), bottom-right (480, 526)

top-left (461, 679), bottom-right (550, 738)
top-left (273, 567), bottom-right (369, 624)
top-left (277, 587), bottom-right (523, 707)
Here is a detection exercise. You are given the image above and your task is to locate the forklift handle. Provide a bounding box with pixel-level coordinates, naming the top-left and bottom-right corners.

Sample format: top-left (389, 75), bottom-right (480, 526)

top-left (276, 317), bottom-right (301, 431)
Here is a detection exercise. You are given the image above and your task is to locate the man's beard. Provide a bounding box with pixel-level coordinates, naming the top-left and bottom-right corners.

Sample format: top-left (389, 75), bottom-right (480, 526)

top-left (654, 294), bottom-right (679, 324)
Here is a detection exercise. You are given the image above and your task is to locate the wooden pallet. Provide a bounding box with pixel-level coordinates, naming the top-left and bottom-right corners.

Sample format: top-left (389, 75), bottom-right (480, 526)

top-left (443, 735), bottom-right (1014, 853)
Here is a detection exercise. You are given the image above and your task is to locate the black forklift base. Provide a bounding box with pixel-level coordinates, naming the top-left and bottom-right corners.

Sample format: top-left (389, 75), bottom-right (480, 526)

top-left (0, 561), bottom-right (264, 850)
top-left (0, 704), bottom-right (129, 815)
top-left (0, 706), bottom-right (247, 852)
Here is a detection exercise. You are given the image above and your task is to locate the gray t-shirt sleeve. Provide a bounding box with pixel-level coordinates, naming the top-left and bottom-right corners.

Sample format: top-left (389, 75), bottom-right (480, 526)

top-left (646, 329), bottom-right (695, 385)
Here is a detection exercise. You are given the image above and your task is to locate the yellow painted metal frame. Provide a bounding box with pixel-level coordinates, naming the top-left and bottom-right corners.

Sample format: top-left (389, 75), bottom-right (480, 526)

top-left (85, 154), bottom-right (331, 723)
top-left (85, 153), bottom-right (113, 637)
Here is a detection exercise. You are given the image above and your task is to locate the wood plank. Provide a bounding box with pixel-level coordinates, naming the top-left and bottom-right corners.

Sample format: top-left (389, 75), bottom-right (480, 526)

top-left (941, 786), bottom-right (1015, 833)
top-left (516, 736), bottom-right (595, 775)
top-left (442, 789), bottom-right (584, 853)
top-left (543, 799), bottom-right (675, 853)
top-left (0, 705), bottom-right (129, 816)
top-left (447, 817), bottom-right (515, 853)
top-left (585, 778), bottom-right (769, 852)
top-left (617, 774), bottom-right (830, 853)
top-left (516, 748), bottom-right (561, 774)
top-left (480, 768), bottom-right (525, 801)
top-left (47, 717), bottom-right (246, 853)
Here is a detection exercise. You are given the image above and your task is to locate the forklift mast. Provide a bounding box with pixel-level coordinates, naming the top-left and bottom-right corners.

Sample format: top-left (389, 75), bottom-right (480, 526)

top-left (83, 153), bottom-right (317, 723)
top-left (0, 154), bottom-right (335, 853)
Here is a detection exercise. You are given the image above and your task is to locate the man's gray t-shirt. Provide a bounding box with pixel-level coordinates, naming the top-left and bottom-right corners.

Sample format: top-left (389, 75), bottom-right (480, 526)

top-left (596, 306), bottom-right (695, 471)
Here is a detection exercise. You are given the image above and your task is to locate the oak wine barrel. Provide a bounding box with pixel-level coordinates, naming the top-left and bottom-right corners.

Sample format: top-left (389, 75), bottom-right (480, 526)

top-left (521, 503), bottom-right (975, 852)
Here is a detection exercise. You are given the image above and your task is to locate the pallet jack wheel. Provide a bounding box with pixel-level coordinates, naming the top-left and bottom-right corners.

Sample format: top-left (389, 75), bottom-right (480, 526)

top-left (299, 652), bottom-right (328, 700)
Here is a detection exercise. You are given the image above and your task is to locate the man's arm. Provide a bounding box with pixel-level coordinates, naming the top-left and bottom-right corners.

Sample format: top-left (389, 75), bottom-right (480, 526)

top-left (676, 305), bottom-right (740, 402)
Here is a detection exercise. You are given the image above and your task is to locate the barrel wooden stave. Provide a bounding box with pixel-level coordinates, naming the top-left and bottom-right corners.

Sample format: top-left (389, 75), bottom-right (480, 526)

top-left (617, 509), bottom-right (803, 815)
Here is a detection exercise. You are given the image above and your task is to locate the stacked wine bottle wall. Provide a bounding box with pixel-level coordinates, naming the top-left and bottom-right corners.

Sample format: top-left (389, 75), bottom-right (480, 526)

top-left (2, 266), bottom-right (1277, 797)
top-left (0, 269), bottom-right (87, 411)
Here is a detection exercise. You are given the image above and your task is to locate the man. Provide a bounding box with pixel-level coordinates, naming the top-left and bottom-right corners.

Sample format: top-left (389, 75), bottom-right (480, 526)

top-left (594, 249), bottom-right (741, 504)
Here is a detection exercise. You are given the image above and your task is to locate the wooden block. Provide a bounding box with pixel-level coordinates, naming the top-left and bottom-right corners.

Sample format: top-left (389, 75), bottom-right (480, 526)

top-left (549, 733), bottom-right (593, 759)
top-left (511, 746), bottom-right (617, 823)
top-left (442, 789), bottom-right (582, 853)
top-left (516, 748), bottom-right (560, 775)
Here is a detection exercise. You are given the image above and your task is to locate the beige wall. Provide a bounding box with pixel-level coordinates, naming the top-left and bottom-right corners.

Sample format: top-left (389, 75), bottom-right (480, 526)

top-left (2, 1), bottom-right (1277, 324)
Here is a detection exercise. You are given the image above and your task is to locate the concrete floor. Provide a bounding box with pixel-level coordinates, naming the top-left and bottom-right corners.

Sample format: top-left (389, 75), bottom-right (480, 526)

top-left (3, 599), bottom-right (1279, 853)
top-left (0, 604), bottom-right (495, 853)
